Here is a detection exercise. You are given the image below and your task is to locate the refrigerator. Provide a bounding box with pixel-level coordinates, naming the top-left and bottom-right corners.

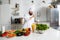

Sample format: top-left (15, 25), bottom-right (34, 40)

top-left (50, 8), bottom-right (59, 28)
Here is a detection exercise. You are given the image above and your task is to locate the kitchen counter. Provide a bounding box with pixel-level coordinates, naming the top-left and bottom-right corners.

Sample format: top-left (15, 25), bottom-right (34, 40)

top-left (0, 28), bottom-right (60, 40)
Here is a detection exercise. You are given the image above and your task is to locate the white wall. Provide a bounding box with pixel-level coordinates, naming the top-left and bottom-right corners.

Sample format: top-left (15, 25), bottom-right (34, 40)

top-left (37, 7), bottom-right (47, 21)
top-left (0, 5), bottom-right (1, 31)
top-left (34, 0), bottom-right (51, 21)
top-left (0, 5), bottom-right (1, 25)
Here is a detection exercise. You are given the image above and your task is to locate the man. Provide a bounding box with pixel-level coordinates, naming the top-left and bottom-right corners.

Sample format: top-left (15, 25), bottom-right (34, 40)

top-left (23, 10), bottom-right (35, 31)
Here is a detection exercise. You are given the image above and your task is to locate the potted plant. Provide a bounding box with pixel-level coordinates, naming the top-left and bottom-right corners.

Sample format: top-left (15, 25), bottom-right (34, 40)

top-left (36, 24), bottom-right (49, 34)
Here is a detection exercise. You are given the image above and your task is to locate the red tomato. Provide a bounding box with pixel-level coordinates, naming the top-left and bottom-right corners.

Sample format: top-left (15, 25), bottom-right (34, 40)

top-left (28, 28), bottom-right (31, 31)
top-left (2, 32), bottom-right (8, 37)
top-left (4, 32), bottom-right (8, 34)
top-left (24, 31), bottom-right (30, 36)
top-left (2, 34), bottom-right (6, 37)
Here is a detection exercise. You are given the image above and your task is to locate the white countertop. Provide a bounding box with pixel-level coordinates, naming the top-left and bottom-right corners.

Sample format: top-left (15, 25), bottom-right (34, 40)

top-left (0, 28), bottom-right (60, 40)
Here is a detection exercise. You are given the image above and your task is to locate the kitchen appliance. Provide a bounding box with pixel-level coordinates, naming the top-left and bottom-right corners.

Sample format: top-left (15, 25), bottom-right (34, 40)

top-left (11, 17), bottom-right (24, 24)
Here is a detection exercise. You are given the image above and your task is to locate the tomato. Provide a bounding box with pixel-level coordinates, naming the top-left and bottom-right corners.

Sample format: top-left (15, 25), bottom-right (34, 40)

top-left (24, 32), bottom-right (30, 36)
top-left (2, 34), bottom-right (6, 37)
top-left (2, 32), bottom-right (8, 37)
top-left (24, 31), bottom-right (30, 36)
top-left (28, 28), bottom-right (31, 31)
top-left (23, 28), bottom-right (31, 36)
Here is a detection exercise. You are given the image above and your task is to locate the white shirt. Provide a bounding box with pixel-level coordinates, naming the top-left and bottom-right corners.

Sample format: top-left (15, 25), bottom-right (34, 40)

top-left (23, 13), bottom-right (34, 29)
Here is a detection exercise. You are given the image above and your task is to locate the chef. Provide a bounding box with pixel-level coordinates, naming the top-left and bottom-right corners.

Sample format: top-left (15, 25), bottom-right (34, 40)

top-left (23, 10), bottom-right (35, 30)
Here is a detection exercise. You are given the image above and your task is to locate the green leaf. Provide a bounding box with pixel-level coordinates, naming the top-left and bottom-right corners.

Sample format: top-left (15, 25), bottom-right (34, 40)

top-left (36, 24), bottom-right (49, 30)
